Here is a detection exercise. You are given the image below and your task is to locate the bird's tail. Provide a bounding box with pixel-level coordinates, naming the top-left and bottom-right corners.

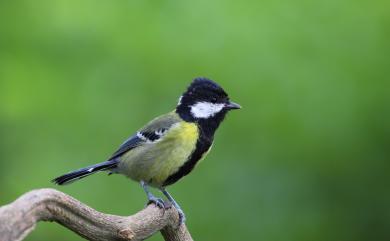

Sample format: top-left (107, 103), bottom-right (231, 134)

top-left (52, 159), bottom-right (118, 185)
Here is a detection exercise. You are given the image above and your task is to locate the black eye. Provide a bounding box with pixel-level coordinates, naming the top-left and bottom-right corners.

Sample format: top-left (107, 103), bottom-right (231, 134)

top-left (211, 97), bottom-right (217, 103)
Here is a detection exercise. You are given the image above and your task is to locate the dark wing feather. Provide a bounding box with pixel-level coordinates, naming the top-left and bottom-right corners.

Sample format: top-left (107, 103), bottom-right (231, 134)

top-left (141, 129), bottom-right (167, 141)
top-left (109, 134), bottom-right (144, 160)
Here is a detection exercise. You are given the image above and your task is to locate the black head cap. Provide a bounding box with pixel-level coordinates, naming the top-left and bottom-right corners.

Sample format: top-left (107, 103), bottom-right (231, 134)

top-left (183, 77), bottom-right (228, 103)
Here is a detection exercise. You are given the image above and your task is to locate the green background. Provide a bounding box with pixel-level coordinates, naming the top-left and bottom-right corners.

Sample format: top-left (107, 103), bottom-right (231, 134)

top-left (1, 0), bottom-right (389, 240)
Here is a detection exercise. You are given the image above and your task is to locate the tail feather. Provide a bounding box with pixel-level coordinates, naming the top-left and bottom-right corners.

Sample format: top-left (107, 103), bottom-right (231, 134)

top-left (52, 160), bottom-right (118, 185)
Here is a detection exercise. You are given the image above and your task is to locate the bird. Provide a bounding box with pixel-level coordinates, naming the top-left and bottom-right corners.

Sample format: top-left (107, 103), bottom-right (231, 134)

top-left (52, 77), bottom-right (241, 224)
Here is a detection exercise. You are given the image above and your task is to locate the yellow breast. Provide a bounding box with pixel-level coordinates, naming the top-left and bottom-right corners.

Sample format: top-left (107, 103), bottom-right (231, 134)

top-left (150, 122), bottom-right (199, 185)
top-left (119, 121), bottom-right (199, 187)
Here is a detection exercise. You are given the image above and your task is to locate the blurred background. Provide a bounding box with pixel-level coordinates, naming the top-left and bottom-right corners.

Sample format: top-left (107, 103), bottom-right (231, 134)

top-left (0, 0), bottom-right (389, 240)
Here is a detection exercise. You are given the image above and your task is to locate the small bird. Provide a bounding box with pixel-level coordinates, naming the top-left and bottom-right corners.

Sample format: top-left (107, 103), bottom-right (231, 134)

top-left (52, 77), bottom-right (240, 223)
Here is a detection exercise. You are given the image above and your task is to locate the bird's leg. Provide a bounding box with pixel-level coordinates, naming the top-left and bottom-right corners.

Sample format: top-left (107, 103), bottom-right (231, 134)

top-left (140, 181), bottom-right (165, 209)
top-left (161, 188), bottom-right (186, 224)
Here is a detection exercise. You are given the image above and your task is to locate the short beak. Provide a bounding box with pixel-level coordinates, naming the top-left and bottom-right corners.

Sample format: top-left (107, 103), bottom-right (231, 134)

top-left (225, 101), bottom-right (241, 110)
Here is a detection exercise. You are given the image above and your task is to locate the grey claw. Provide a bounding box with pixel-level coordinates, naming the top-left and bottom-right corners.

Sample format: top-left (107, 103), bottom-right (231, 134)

top-left (148, 197), bottom-right (166, 209)
top-left (177, 208), bottom-right (186, 225)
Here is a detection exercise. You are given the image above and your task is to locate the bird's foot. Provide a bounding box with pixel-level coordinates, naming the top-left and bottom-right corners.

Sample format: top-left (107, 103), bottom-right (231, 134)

top-left (147, 196), bottom-right (166, 209)
top-left (160, 189), bottom-right (186, 226)
top-left (175, 206), bottom-right (186, 225)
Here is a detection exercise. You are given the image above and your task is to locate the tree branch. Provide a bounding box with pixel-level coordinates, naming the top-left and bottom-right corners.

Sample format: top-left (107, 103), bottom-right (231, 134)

top-left (0, 188), bottom-right (193, 241)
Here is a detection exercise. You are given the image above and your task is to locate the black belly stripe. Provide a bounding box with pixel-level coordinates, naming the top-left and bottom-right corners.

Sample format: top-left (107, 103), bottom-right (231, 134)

top-left (163, 130), bottom-right (212, 186)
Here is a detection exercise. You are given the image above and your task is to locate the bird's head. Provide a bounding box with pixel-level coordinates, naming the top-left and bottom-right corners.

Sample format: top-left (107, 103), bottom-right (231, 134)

top-left (176, 78), bottom-right (241, 124)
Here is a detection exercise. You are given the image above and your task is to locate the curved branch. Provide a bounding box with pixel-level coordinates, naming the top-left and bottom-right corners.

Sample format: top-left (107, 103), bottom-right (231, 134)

top-left (0, 188), bottom-right (193, 241)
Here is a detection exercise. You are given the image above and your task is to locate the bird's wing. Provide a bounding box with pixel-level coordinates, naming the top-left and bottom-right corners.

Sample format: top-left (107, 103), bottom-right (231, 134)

top-left (108, 111), bottom-right (181, 160)
top-left (109, 134), bottom-right (143, 160)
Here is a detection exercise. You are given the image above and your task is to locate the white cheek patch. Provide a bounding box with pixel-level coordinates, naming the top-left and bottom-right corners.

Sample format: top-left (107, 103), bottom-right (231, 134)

top-left (190, 102), bottom-right (225, 119)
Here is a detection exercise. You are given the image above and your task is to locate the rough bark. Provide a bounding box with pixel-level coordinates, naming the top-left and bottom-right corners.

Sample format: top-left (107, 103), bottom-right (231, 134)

top-left (0, 188), bottom-right (193, 241)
